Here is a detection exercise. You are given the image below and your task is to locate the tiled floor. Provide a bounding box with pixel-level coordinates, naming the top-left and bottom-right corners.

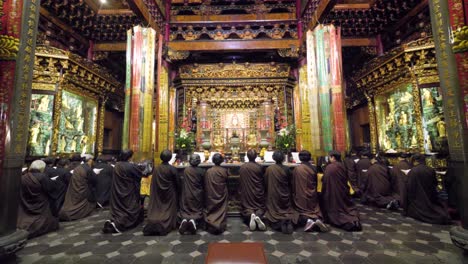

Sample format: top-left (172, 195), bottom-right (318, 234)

top-left (5, 203), bottom-right (468, 264)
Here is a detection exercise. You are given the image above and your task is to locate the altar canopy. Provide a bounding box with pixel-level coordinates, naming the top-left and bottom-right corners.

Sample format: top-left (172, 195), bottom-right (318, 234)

top-left (304, 25), bottom-right (346, 153)
top-left (122, 26), bottom-right (157, 156)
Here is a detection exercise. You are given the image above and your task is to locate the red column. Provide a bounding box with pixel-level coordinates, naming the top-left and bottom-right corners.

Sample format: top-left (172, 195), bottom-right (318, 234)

top-left (0, 0), bottom-right (41, 250)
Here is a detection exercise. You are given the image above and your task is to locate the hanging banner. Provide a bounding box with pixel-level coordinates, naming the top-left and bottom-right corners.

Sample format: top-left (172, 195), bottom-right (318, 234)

top-left (329, 26), bottom-right (346, 152)
top-left (123, 26), bottom-right (156, 156)
top-left (306, 29), bottom-right (321, 151)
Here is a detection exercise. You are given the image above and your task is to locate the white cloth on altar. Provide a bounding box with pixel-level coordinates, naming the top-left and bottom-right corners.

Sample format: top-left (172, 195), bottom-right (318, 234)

top-left (169, 153), bottom-right (177, 165)
top-left (291, 152), bottom-right (301, 163)
top-left (244, 155), bottom-right (262, 163)
top-left (264, 151), bottom-right (274, 163)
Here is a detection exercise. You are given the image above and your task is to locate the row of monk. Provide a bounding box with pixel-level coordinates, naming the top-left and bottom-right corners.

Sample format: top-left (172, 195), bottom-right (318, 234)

top-left (16, 148), bottom-right (450, 239)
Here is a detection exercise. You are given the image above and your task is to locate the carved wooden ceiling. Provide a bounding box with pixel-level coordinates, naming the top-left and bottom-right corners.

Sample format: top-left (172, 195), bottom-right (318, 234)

top-left (36, 0), bottom-right (431, 84)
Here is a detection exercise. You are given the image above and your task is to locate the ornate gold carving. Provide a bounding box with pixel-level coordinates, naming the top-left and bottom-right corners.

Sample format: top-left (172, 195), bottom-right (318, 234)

top-left (51, 84), bottom-right (63, 155)
top-left (97, 98), bottom-right (106, 155)
top-left (365, 93), bottom-right (378, 154)
top-left (170, 23), bottom-right (298, 41)
top-left (277, 46), bottom-right (299, 58)
top-left (353, 37), bottom-right (437, 96)
top-left (171, 2), bottom-right (295, 16)
top-left (0, 35), bottom-right (19, 60)
top-left (166, 47), bottom-right (190, 61)
top-left (179, 63), bottom-right (290, 79)
top-left (410, 76), bottom-right (425, 154)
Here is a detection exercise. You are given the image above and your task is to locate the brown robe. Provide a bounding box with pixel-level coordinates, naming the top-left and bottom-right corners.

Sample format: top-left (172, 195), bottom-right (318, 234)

top-left (17, 172), bottom-right (59, 238)
top-left (390, 159), bottom-right (412, 205)
top-left (264, 164), bottom-right (292, 224)
top-left (321, 162), bottom-right (360, 227)
top-left (204, 166), bottom-right (228, 233)
top-left (59, 164), bottom-right (97, 221)
top-left (109, 161), bottom-right (143, 231)
top-left (356, 158), bottom-right (371, 192)
top-left (363, 163), bottom-right (399, 207)
top-left (404, 164), bottom-right (449, 224)
top-left (144, 163), bottom-right (180, 235)
top-left (94, 162), bottom-right (114, 206)
top-left (179, 166), bottom-right (205, 221)
top-left (344, 156), bottom-right (360, 193)
top-left (239, 162), bottom-right (265, 218)
top-left (291, 163), bottom-right (322, 224)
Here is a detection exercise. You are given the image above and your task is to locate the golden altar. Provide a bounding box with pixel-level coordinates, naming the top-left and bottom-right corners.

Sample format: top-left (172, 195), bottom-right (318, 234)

top-left (173, 62), bottom-right (295, 153)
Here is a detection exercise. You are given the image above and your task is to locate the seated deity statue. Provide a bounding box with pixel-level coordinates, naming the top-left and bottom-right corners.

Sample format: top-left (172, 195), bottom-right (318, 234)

top-left (213, 133), bottom-right (224, 151)
top-left (246, 133), bottom-right (257, 149)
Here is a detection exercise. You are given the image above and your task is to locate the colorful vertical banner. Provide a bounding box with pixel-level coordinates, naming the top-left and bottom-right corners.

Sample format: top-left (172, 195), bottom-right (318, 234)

top-left (122, 29), bottom-right (132, 149)
top-left (306, 25), bottom-right (346, 153)
top-left (306, 29), bottom-right (321, 151)
top-left (316, 26), bottom-right (333, 152)
top-left (298, 65), bottom-right (311, 151)
top-left (329, 26), bottom-right (346, 152)
top-left (141, 29), bottom-right (156, 154)
top-left (122, 26), bottom-right (156, 157)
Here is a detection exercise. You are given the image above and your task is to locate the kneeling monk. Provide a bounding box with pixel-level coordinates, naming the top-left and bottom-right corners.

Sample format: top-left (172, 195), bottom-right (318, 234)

top-left (321, 151), bottom-right (361, 232)
top-left (403, 154), bottom-right (450, 224)
top-left (239, 149), bottom-right (266, 231)
top-left (59, 154), bottom-right (97, 221)
top-left (179, 154), bottom-right (205, 235)
top-left (103, 150), bottom-right (143, 233)
top-left (144, 150), bottom-right (180, 236)
top-left (17, 160), bottom-right (59, 238)
top-left (291, 150), bottom-right (328, 232)
top-left (265, 150), bottom-right (294, 234)
top-left (204, 153), bottom-right (228, 234)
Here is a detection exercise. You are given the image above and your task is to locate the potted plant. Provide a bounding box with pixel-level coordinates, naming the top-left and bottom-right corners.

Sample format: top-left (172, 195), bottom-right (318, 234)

top-left (275, 124), bottom-right (296, 161)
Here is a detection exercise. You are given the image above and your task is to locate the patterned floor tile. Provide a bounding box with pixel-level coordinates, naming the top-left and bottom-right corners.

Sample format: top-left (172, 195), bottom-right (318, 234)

top-left (11, 205), bottom-right (465, 264)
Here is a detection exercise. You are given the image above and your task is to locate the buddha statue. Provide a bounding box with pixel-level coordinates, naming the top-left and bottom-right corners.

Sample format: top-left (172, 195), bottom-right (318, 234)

top-left (213, 133), bottom-right (224, 152)
top-left (246, 133), bottom-right (257, 149)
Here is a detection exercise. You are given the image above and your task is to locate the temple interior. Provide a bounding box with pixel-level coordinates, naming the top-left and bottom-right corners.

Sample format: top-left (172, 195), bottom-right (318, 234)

top-left (1, 0), bottom-right (468, 263)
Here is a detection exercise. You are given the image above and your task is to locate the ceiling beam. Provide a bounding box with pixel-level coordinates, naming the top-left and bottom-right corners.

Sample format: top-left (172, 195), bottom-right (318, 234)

top-left (334, 3), bottom-right (371, 10)
top-left (39, 7), bottom-right (89, 48)
top-left (171, 13), bottom-right (296, 23)
top-left (168, 39), bottom-right (299, 51)
top-left (341, 37), bottom-right (376, 47)
top-left (126, 0), bottom-right (161, 33)
top-left (84, 0), bottom-right (99, 12)
top-left (387, 0), bottom-right (428, 33)
top-left (94, 42), bottom-right (127, 51)
top-left (300, 0), bottom-right (337, 45)
top-left (306, 0), bottom-right (337, 31)
top-left (97, 9), bottom-right (135, 16)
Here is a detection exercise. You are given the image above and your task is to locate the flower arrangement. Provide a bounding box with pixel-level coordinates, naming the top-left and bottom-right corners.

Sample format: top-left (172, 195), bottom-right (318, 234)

top-left (175, 128), bottom-right (195, 152)
top-left (275, 124), bottom-right (296, 152)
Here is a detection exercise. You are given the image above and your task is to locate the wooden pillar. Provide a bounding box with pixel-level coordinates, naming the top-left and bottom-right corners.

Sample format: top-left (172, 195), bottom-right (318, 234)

top-left (97, 97), bottom-right (107, 156)
top-left (51, 82), bottom-right (63, 155)
top-left (0, 0), bottom-right (41, 254)
top-left (365, 93), bottom-right (378, 154)
top-left (410, 73), bottom-right (426, 154)
top-left (428, 0), bottom-right (468, 249)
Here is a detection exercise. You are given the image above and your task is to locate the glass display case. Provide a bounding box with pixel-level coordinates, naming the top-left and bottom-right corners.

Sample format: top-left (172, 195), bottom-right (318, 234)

top-left (420, 86), bottom-right (448, 154)
top-left (27, 94), bottom-right (54, 156)
top-left (375, 84), bottom-right (418, 152)
top-left (57, 90), bottom-right (97, 154)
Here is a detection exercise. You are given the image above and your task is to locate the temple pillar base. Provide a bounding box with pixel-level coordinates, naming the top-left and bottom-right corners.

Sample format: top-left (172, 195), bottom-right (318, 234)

top-left (0, 230), bottom-right (28, 258)
top-left (450, 226), bottom-right (468, 252)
